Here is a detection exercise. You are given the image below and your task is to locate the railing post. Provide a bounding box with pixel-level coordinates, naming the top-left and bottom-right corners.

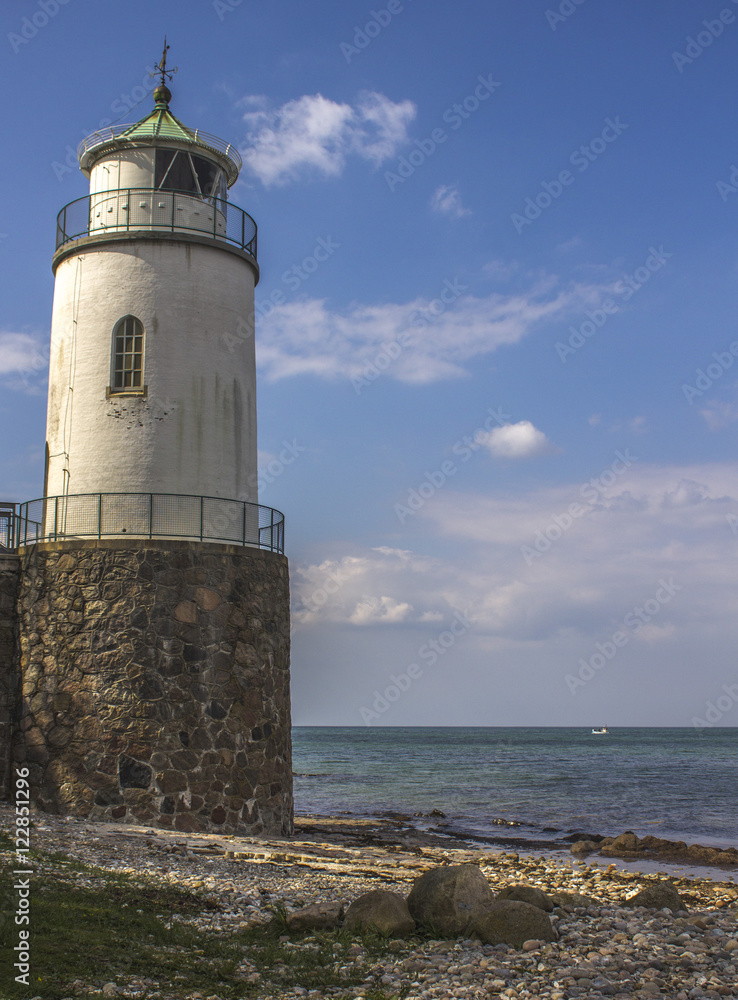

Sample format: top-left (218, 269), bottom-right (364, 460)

top-left (242, 501), bottom-right (246, 546)
top-left (98, 493), bottom-right (102, 539)
top-left (53, 497), bottom-right (58, 542)
top-left (200, 496), bottom-right (204, 541)
top-left (241, 210), bottom-right (245, 250)
top-left (149, 493), bottom-right (153, 539)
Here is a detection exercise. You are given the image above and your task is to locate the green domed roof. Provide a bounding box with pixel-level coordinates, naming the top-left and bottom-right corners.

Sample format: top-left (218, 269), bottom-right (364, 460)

top-left (119, 88), bottom-right (198, 144)
top-left (77, 87), bottom-right (242, 186)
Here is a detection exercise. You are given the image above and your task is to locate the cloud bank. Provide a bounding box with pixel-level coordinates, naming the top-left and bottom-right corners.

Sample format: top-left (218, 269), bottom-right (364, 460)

top-left (256, 277), bottom-right (612, 384)
top-left (240, 91), bottom-right (416, 186)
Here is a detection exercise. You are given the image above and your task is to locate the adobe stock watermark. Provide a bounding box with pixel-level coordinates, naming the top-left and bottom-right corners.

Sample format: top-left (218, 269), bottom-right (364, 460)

top-left (565, 578), bottom-right (682, 696)
top-left (256, 440), bottom-right (305, 496)
top-left (8, 0), bottom-right (71, 54)
top-left (384, 75), bottom-right (502, 192)
top-left (672, 5), bottom-right (738, 73)
top-left (224, 236), bottom-right (340, 354)
top-left (203, 439), bottom-right (305, 538)
top-left (555, 246), bottom-right (672, 362)
top-left (681, 341), bottom-right (738, 404)
top-left (351, 276), bottom-right (468, 394)
top-left (521, 449), bottom-right (637, 566)
top-left (359, 611), bottom-right (475, 725)
top-left (394, 407), bottom-right (512, 522)
top-left (715, 162), bottom-right (738, 201)
top-left (511, 116), bottom-right (628, 234)
top-left (545, 0), bottom-right (589, 31)
top-left (213, 0), bottom-right (245, 20)
top-left (293, 565), bottom-right (348, 619)
top-left (692, 681), bottom-right (738, 728)
top-left (340, 0), bottom-right (414, 63)
top-left (52, 67), bottom-right (158, 182)
top-left (13, 766), bottom-right (33, 987)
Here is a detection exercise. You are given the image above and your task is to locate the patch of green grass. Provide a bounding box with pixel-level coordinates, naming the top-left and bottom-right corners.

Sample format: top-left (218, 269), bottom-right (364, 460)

top-left (0, 846), bottom-right (418, 1000)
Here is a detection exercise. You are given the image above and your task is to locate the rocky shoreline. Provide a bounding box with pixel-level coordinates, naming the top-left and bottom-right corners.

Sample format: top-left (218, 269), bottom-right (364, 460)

top-left (569, 831), bottom-right (738, 871)
top-left (2, 806), bottom-right (737, 999)
top-left (297, 811), bottom-right (738, 879)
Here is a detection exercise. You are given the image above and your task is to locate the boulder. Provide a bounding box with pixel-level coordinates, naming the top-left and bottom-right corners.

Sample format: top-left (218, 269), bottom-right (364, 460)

top-left (286, 901), bottom-right (344, 932)
top-left (344, 890), bottom-right (415, 937)
top-left (570, 840), bottom-right (599, 855)
top-left (609, 831), bottom-right (641, 852)
top-left (471, 900), bottom-right (557, 948)
top-left (407, 863), bottom-right (495, 937)
top-left (623, 881), bottom-right (684, 911)
top-left (496, 884), bottom-right (554, 912)
top-left (549, 890), bottom-right (595, 909)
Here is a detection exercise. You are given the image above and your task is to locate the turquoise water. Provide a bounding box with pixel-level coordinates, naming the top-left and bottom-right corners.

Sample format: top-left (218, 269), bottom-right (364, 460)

top-left (292, 727), bottom-right (737, 850)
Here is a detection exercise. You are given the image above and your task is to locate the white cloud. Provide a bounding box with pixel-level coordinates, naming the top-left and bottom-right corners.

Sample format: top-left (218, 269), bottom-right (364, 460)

top-left (292, 547), bottom-right (442, 627)
top-left (483, 259), bottom-right (518, 282)
top-left (240, 91), bottom-right (416, 186)
top-left (430, 185), bottom-right (471, 219)
top-left (0, 333), bottom-right (45, 375)
top-left (292, 463), bottom-right (738, 650)
top-left (700, 398), bottom-right (738, 430)
top-left (256, 276), bottom-right (614, 384)
top-left (349, 595), bottom-right (413, 625)
top-left (0, 332), bottom-right (48, 394)
top-left (478, 420), bottom-right (556, 459)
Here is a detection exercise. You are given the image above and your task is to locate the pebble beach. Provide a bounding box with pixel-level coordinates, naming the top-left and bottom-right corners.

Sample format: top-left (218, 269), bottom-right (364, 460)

top-left (4, 806), bottom-right (737, 1000)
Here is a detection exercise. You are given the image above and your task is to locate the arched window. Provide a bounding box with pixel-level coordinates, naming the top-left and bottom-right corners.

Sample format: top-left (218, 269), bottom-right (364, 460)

top-left (111, 315), bottom-right (144, 392)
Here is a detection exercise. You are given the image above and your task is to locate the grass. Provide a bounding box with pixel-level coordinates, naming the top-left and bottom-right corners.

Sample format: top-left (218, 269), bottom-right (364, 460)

top-left (0, 835), bottom-right (416, 1000)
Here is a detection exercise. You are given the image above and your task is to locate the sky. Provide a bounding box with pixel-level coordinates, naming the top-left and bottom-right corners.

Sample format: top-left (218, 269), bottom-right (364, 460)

top-left (1, 0), bottom-right (737, 727)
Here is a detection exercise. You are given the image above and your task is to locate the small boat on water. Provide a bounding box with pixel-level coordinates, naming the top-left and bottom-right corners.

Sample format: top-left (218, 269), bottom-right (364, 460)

top-left (591, 725), bottom-right (608, 734)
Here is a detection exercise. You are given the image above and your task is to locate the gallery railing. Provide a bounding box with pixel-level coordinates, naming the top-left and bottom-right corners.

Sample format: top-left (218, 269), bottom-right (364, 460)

top-left (14, 493), bottom-right (284, 554)
top-left (77, 124), bottom-right (243, 176)
top-left (55, 188), bottom-right (257, 260)
top-left (0, 503), bottom-right (18, 551)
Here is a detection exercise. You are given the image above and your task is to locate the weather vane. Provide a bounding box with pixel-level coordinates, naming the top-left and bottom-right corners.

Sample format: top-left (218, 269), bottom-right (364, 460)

top-left (153, 36), bottom-right (178, 87)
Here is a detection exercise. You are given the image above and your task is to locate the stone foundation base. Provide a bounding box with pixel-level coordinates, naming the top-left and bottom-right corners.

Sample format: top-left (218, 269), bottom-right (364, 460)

top-left (12, 539), bottom-right (292, 835)
top-left (0, 553), bottom-right (20, 800)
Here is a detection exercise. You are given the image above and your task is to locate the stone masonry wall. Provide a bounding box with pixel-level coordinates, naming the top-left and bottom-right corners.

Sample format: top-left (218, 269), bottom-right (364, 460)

top-left (14, 540), bottom-right (292, 835)
top-left (0, 553), bottom-right (20, 800)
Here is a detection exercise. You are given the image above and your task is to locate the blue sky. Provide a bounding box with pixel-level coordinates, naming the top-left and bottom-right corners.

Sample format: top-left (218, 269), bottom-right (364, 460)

top-left (2, 0), bottom-right (738, 727)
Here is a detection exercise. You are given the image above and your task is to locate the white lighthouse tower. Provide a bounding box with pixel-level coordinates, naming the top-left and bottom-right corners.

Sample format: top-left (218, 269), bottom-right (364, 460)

top-left (45, 44), bottom-right (260, 539)
top-left (1, 47), bottom-right (293, 836)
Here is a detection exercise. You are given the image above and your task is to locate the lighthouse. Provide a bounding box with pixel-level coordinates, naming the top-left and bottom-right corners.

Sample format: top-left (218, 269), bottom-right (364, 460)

top-left (0, 47), bottom-right (293, 836)
top-left (46, 44), bottom-right (260, 536)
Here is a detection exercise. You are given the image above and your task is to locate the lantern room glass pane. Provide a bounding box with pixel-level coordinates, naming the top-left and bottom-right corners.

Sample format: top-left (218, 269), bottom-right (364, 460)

top-left (155, 149), bottom-right (226, 203)
top-left (155, 149), bottom-right (196, 192)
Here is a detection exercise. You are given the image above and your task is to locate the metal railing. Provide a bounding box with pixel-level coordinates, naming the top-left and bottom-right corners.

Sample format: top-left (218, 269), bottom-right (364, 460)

top-left (13, 494), bottom-right (284, 554)
top-left (0, 503), bottom-right (18, 551)
top-left (77, 124), bottom-right (243, 175)
top-left (55, 188), bottom-right (257, 259)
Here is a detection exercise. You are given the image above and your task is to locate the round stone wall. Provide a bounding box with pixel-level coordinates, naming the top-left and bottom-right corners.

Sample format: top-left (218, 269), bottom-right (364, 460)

top-left (14, 540), bottom-right (292, 835)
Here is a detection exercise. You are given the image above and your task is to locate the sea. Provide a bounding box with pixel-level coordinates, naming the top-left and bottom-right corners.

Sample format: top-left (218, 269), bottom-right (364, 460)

top-left (292, 727), bottom-right (737, 875)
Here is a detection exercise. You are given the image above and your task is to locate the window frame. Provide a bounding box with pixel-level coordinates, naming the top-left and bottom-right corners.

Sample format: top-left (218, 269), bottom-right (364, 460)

top-left (108, 315), bottom-right (146, 397)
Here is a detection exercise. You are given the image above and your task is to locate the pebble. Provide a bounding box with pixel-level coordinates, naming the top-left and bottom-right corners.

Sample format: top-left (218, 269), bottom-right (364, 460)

top-left (5, 806), bottom-right (737, 1000)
